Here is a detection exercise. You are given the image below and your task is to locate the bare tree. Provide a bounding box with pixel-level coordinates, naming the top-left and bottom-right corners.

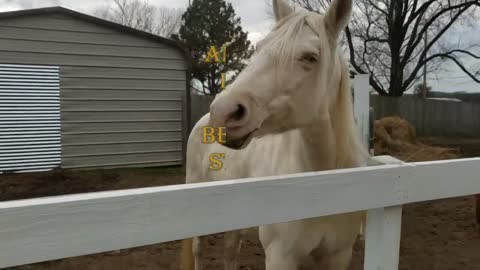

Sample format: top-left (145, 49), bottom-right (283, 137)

top-left (156, 6), bottom-right (184, 37)
top-left (293, 0), bottom-right (480, 96)
top-left (94, 0), bottom-right (183, 37)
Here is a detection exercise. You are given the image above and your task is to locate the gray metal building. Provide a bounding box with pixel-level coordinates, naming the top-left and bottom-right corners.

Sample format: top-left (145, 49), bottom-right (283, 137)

top-left (0, 7), bottom-right (191, 172)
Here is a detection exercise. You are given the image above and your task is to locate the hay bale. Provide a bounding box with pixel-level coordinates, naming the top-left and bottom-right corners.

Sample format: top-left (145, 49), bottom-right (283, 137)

top-left (373, 116), bottom-right (460, 162)
top-left (374, 116), bottom-right (416, 144)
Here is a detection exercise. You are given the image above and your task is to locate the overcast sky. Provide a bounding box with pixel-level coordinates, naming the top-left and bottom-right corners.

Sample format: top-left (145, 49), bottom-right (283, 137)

top-left (0, 0), bottom-right (479, 93)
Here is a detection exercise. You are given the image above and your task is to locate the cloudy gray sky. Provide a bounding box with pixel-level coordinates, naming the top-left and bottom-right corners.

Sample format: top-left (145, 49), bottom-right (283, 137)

top-left (0, 0), bottom-right (479, 93)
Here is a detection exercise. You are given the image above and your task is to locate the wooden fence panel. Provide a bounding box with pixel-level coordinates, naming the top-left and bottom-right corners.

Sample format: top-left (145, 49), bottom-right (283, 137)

top-left (371, 95), bottom-right (480, 137)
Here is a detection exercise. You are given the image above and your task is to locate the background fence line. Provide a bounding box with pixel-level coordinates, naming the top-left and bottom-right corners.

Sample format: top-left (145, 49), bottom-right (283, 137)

top-left (189, 93), bottom-right (480, 138)
top-left (371, 95), bottom-right (480, 137)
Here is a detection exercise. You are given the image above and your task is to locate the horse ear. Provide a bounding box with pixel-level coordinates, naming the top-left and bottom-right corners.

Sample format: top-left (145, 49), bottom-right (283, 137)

top-left (272, 0), bottom-right (294, 22)
top-left (324, 0), bottom-right (352, 37)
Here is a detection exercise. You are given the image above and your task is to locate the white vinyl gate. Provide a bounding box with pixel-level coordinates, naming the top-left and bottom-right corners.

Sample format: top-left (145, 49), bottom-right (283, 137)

top-left (0, 64), bottom-right (61, 173)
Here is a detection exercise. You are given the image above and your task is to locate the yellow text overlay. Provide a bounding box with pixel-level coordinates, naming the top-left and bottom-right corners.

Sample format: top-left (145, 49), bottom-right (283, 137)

top-left (202, 127), bottom-right (226, 144)
top-left (209, 153), bottom-right (225, 170)
top-left (204, 45), bottom-right (227, 63)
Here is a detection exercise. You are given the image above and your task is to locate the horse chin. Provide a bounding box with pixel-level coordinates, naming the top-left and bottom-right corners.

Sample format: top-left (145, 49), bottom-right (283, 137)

top-left (223, 129), bottom-right (257, 150)
top-left (256, 119), bottom-right (292, 136)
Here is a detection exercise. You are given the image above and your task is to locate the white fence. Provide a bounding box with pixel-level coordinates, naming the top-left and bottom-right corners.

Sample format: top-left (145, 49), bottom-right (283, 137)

top-left (1, 74), bottom-right (480, 269)
top-left (1, 155), bottom-right (480, 269)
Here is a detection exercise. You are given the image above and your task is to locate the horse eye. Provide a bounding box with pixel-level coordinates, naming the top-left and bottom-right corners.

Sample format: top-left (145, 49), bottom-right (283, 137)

top-left (300, 53), bottom-right (318, 63)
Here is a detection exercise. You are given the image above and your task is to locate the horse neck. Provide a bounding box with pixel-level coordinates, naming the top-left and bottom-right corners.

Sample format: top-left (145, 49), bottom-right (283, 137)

top-left (299, 119), bottom-right (337, 171)
top-left (299, 55), bottom-right (368, 171)
top-left (298, 99), bottom-right (364, 172)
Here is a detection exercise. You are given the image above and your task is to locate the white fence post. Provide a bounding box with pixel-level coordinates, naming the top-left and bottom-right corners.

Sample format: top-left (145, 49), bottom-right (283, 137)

top-left (364, 156), bottom-right (404, 270)
top-left (353, 74), bottom-right (370, 149)
top-left (353, 76), bottom-right (404, 270)
top-left (353, 74), bottom-right (371, 239)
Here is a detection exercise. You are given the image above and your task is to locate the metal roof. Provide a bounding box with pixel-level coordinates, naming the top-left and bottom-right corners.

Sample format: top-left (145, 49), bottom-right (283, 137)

top-left (0, 6), bottom-right (192, 70)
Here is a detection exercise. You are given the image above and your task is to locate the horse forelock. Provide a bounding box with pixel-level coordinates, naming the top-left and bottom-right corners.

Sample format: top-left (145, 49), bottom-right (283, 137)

top-left (272, 14), bottom-right (307, 68)
top-left (258, 12), bottom-right (328, 89)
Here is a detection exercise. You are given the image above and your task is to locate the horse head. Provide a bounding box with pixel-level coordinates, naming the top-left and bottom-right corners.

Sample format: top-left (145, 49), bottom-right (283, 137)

top-left (209, 0), bottom-right (353, 150)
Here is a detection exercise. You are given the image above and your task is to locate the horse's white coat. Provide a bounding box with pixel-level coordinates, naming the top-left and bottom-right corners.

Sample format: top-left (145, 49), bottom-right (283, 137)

top-left (185, 0), bottom-right (369, 269)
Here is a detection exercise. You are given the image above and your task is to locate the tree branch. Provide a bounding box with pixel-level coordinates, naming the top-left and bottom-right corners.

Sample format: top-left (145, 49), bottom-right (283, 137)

top-left (403, 3), bottom-right (477, 89)
top-left (440, 55), bottom-right (480, 83)
top-left (346, 25), bottom-right (387, 95)
top-left (403, 1), bottom-right (479, 67)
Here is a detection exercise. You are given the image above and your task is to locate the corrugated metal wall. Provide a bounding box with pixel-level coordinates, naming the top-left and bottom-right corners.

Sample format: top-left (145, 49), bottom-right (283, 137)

top-left (0, 64), bottom-right (61, 173)
top-left (0, 12), bottom-right (187, 170)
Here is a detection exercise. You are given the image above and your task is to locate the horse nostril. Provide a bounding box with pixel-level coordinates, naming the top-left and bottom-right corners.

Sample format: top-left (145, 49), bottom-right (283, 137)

top-left (226, 103), bottom-right (248, 128)
top-left (231, 104), bottom-right (246, 121)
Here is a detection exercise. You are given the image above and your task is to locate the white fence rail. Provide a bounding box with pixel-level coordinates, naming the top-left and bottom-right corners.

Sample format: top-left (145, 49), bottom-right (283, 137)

top-left (1, 155), bottom-right (480, 269)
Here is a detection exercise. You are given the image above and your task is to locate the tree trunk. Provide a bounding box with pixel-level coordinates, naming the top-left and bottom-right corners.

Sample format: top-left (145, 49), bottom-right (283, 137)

top-left (388, 1), bottom-right (405, 97)
top-left (209, 68), bottom-right (217, 95)
top-left (388, 46), bottom-right (405, 97)
top-left (388, 68), bottom-right (404, 97)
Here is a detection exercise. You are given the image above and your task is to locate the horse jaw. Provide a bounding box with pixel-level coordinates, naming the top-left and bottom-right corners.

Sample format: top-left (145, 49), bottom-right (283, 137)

top-left (223, 129), bottom-right (258, 150)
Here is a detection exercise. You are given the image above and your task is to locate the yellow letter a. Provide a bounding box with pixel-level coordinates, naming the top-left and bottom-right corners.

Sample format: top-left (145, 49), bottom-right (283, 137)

top-left (205, 46), bottom-right (220, 63)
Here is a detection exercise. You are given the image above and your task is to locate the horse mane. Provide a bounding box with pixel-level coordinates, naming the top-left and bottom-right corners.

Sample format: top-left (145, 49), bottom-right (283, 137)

top-left (259, 10), bottom-right (368, 168)
top-left (331, 55), bottom-right (369, 168)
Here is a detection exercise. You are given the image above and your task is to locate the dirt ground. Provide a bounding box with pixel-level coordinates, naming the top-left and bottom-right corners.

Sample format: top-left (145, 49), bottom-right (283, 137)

top-left (2, 137), bottom-right (480, 270)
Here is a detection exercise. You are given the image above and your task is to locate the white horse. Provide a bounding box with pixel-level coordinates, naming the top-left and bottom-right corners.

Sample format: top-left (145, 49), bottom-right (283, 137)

top-left (180, 0), bottom-right (369, 269)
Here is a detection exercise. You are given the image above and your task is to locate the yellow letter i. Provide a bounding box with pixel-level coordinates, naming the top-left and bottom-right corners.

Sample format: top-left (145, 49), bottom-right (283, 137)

top-left (222, 44), bottom-right (227, 90)
top-left (221, 73), bottom-right (226, 89)
top-left (222, 44), bottom-right (227, 63)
